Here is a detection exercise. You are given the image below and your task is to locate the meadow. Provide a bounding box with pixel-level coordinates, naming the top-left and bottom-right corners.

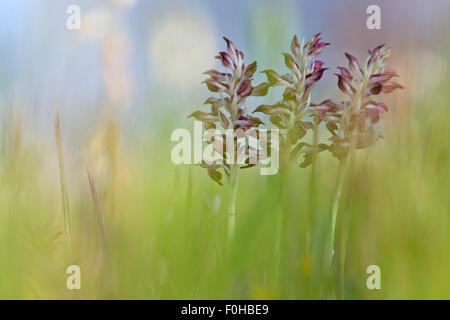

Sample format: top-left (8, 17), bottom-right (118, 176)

top-left (0, 0), bottom-right (449, 300)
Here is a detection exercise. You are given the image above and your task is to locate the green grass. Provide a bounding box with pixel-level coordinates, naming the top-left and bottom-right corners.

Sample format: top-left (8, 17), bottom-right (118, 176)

top-left (1, 55), bottom-right (450, 300)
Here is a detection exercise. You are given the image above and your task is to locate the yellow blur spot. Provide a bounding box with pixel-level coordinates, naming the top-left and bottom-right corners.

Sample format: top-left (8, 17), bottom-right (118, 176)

top-left (301, 253), bottom-right (312, 277)
top-left (249, 285), bottom-right (278, 300)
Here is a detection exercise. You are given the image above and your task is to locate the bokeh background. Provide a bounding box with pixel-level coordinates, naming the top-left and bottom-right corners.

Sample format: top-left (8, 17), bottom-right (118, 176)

top-left (0, 0), bottom-right (449, 299)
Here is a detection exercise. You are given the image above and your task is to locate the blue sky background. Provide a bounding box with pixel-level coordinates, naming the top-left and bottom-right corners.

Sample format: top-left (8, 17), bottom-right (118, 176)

top-left (0, 0), bottom-right (448, 141)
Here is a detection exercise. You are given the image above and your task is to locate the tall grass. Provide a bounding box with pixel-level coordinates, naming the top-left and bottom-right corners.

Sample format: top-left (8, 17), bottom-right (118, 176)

top-left (0, 94), bottom-right (449, 299)
top-left (0, 22), bottom-right (449, 301)
top-left (54, 110), bottom-right (71, 252)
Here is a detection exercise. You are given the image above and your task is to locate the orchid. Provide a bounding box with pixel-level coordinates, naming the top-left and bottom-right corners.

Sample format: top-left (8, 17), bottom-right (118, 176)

top-left (188, 37), bottom-right (270, 240)
top-left (311, 44), bottom-right (403, 160)
top-left (254, 33), bottom-right (330, 169)
top-left (320, 45), bottom-right (403, 294)
top-left (189, 37), bottom-right (270, 185)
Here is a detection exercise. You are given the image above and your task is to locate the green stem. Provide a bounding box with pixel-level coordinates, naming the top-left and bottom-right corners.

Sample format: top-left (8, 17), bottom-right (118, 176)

top-left (307, 121), bottom-right (319, 253)
top-left (339, 204), bottom-right (349, 299)
top-left (273, 172), bottom-right (287, 287)
top-left (227, 165), bottom-right (239, 242)
top-left (338, 146), bottom-right (357, 297)
top-left (327, 137), bottom-right (355, 298)
top-left (327, 156), bottom-right (349, 273)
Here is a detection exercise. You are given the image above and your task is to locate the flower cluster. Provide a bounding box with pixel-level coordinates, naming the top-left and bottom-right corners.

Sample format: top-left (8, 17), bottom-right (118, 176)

top-left (189, 37), bottom-right (270, 184)
top-left (253, 33), bottom-right (330, 168)
top-left (310, 44), bottom-right (403, 160)
top-left (188, 35), bottom-right (403, 183)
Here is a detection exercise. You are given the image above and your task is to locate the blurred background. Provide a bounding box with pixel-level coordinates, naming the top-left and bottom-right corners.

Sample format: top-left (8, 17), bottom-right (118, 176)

top-left (0, 0), bottom-right (449, 299)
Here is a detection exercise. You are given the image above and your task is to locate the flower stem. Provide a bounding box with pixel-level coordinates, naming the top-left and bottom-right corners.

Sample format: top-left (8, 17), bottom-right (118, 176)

top-left (327, 142), bottom-right (355, 298)
top-left (227, 165), bottom-right (239, 242)
top-left (327, 156), bottom-right (348, 273)
top-left (307, 121), bottom-right (319, 254)
top-left (273, 172), bottom-right (287, 287)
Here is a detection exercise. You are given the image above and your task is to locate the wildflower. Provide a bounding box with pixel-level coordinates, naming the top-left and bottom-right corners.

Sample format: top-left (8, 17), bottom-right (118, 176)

top-left (323, 45), bottom-right (403, 285)
top-left (254, 33), bottom-right (329, 168)
top-left (188, 37), bottom-right (273, 240)
top-left (315, 44), bottom-right (403, 160)
top-left (188, 37), bottom-right (270, 185)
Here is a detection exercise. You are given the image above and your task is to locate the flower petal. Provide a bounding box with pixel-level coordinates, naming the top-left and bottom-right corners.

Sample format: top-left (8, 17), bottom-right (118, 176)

top-left (381, 81), bottom-right (404, 93)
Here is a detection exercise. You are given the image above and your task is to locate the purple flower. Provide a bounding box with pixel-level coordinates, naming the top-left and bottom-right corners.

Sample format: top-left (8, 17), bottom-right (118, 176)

top-left (188, 37), bottom-right (270, 184)
top-left (306, 33), bottom-right (330, 57)
top-left (344, 53), bottom-right (363, 76)
top-left (254, 33), bottom-right (330, 168)
top-left (324, 44), bottom-right (403, 160)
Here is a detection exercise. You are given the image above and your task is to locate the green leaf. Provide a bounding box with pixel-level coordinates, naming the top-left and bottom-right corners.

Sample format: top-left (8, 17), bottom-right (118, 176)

top-left (289, 124), bottom-right (307, 144)
top-left (188, 111), bottom-right (218, 122)
top-left (251, 82), bottom-right (271, 96)
top-left (219, 111), bottom-right (230, 128)
top-left (291, 35), bottom-right (300, 58)
top-left (283, 87), bottom-right (301, 103)
top-left (326, 121), bottom-right (338, 135)
top-left (270, 114), bottom-right (287, 129)
top-left (282, 53), bottom-right (298, 72)
top-left (261, 70), bottom-right (290, 87)
top-left (300, 152), bottom-right (315, 168)
top-left (253, 104), bottom-right (291, 116)
top-left (289, 142), bottom-right (308, 161)
top-left (207, 168), bottom-right (223, 186)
